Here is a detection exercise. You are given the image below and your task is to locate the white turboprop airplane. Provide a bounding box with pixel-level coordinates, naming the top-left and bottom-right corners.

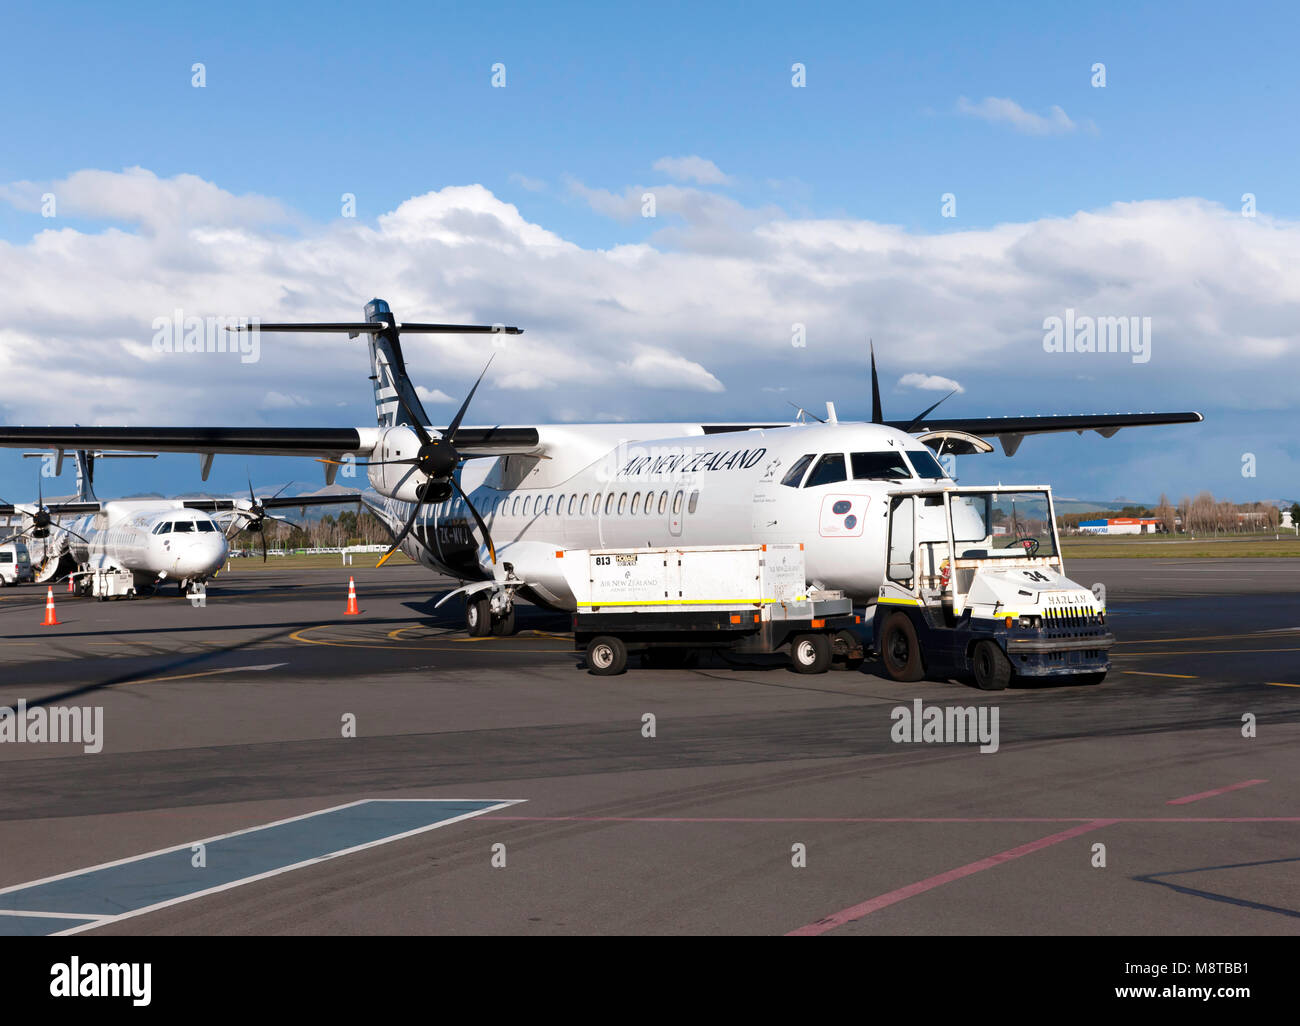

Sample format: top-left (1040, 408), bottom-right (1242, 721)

top-left (0, 451), bottom-right (362, 597)
top-left (0, 299), bottom-right (1201, 625)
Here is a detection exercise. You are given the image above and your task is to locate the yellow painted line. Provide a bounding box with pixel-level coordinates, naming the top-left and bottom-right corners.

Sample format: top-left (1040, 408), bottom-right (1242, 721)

top-left (1266, 682), bottom-right (1300, 688)
top-left (1117, 646), bottom-right (1300, 656)
top-left (1115, 631), bottom-right (1300, 646)
top-left (288, 625), bottom-right (562, 654)
top-left (1122, 670), bottom-right (1198, 679)
top-left (575, 598), bottom-right (773, 607)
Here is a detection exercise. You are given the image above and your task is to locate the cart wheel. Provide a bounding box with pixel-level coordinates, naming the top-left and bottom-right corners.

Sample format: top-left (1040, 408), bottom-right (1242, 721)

top-left (790, 633), bottom-right (832, 674)
top-left (466, 595), bottom-right (492, 637)
top-left (587, 636), bottom-right (628, 676)
top-left (972, 639), bottom-right (1012, 691)
top-left (490, 605), bottom-right (516, 636)
top-left (831, 628), bottom-right (865, 671)
top-left (880, 611), bottom-right (925, 682)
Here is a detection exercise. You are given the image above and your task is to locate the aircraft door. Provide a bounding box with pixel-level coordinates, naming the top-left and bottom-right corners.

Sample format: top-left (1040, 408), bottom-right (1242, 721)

top-left (668, 487), bottom-right (684, 536)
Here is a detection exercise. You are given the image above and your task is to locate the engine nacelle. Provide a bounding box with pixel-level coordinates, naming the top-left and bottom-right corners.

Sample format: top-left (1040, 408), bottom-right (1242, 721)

top-left (367, 425), bottom-right (433, 502)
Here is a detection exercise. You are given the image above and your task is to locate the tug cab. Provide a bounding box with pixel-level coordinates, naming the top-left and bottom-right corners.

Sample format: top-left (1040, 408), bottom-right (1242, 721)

top-left (873, 485), bottom-right (1113, 689)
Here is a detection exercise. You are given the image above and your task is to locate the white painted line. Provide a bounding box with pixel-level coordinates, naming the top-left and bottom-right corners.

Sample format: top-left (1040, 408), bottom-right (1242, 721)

top-left (0, 797), bottom-right (522, 900)
top-left (0, 798), bottom-right (526, 937)
top-left (0, 909), bottom-right (110, 920)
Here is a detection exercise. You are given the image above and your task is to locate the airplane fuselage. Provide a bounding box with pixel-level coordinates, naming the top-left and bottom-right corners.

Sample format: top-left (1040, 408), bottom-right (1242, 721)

top-left (60, 501), bottom-right (228, 589)
top-left (372, 421), bottom-right (948, 608)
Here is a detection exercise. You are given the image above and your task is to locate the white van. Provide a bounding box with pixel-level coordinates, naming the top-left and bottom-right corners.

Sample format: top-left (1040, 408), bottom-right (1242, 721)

top-left (0, 539), bottom-right (34, 585)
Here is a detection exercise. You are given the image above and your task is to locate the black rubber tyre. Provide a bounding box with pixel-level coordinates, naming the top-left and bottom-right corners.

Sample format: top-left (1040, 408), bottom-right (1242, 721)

top-left (466, 595), bottom-right (492, 637)
top-left (490, 605), bottom-right (516, 636)
top-left (587, 635), bottom-right (628, 676)
top-left (790, 633), bottom-right (832, 674)
top-left (830, 628), bottom-right (866, 671)
top-left (972, 639), bottom-right (1012, 691)
top-left (880, 611), bottom-right (925, 682)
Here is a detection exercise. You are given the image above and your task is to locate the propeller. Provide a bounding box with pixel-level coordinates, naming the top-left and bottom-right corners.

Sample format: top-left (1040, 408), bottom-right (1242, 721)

top-left (228, 475), bottom-right (298, 562)
top-left (868, 342), bottom-right (957, 432)
top-left (786, 401), bottom-right (826, 424)
top-left (1, 477), bottom-right (91, 547)
top-left (374, 359), bottom-right (498, 568)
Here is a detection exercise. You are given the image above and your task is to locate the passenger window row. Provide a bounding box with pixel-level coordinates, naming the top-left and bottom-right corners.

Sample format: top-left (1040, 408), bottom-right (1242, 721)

top-left (451, 489), bottom-right (701, 519)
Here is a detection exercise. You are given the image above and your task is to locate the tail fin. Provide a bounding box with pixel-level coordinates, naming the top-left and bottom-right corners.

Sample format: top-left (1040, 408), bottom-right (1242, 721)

top-left (229, 299), bottom-right (522, 431)
top-left (74, 450), bottom-right (96, 501)
top-left (21, 450), bottom-right (159, 501)
top-left (362, 299), bottom-right (434, 431)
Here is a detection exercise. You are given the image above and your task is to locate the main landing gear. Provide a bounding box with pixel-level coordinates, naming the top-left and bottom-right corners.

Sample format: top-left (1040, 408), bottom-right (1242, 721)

top-left (465, 591), bottom-right (517, 636)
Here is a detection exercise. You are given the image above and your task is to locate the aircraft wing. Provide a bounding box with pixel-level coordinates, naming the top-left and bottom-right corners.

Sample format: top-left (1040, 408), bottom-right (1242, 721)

top-left (891, 411), bottom-right (1204, 456)
top-left (0, 426), bottom-right (542, 458)
top-left (181, 493), bottom-right (366, 513)
top-left (0, 501), bottom-right (102, 516)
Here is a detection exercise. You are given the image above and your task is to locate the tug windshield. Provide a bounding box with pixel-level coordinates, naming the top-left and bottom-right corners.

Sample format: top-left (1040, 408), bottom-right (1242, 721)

top-left (950, 490), bottom-right (1058, 558)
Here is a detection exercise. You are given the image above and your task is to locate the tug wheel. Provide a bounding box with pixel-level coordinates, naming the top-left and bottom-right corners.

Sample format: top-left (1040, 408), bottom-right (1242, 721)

top-left (880, 612), bottom-right (925, 682)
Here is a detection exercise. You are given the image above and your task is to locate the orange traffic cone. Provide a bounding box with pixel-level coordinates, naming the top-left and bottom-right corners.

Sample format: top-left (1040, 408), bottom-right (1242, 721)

top-left (41, 586), bottom-right (60, 627)
top-left (67, 576), bottom-right (73, 592)
top-left (344, 576), bottom-right (360, 616)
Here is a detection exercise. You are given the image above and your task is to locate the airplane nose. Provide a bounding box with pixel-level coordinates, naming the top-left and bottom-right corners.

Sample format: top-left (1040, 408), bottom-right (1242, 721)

top-left (176, 537), bottom-right (227, 577)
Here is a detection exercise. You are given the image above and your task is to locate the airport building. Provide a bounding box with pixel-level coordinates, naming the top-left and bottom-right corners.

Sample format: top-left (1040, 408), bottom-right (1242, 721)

top-left (1077, 517), bottom-right (1163, 535)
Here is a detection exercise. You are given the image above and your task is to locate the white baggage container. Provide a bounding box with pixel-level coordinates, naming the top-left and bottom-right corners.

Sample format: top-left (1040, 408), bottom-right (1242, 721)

top-left (565, 543), bottom-right (809, 615)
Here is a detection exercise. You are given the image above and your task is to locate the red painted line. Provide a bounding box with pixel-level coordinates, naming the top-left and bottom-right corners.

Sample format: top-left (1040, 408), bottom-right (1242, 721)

top-left (480, 815), bottom-right (1300, 824)
top-left (786, 819), bottom-right (1117, 937)
top-left (1167, 779), bottom-right (1267, 806)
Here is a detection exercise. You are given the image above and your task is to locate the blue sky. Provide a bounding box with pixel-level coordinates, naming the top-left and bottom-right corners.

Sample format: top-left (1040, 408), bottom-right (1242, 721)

top-left (0, 0), bottom-right (1297, 505)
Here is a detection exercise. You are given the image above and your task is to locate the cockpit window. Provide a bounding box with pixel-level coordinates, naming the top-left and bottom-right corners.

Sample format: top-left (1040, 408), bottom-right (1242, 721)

top-left (172, 521), bottom-right (195, 533)
top-left (851, 451), bottom-right (912, 481)
top-left (154, 522), bottom-right (171, 534)
top-left (904, 449), bottom-right (947, 480)
top-left (803, 453), bottom-right (847, 488)
top-left (194, 520), bottom-right (218, 532)
top-left (781, 454), bottom-right (815, 488)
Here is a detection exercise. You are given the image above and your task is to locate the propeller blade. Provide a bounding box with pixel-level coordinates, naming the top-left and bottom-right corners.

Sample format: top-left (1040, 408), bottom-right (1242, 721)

top-left (870, 341), bottom-right (883, 425)
top-left (314, 457), bottom-right (417, 468)
top-left (376, 499), bottom-right (424, 568)
top-left (786, 401), bottom-right (826, 424)
top-left (50, 522), bottom-right (91, 546)
top-left (451, 477), bottom-right (496, 565)
top-left (270, 515), bottom-right (303, 531)
top-left (270, 481), bottom-right (294, 501)
top-left (903, 389), bottom-right (957, 433)
top-left (247, 469), bottom-right (256, 505)
top-left (445, 355), bottom-right (495, 443)
top-left (260, 530), bottom-right (267, 563)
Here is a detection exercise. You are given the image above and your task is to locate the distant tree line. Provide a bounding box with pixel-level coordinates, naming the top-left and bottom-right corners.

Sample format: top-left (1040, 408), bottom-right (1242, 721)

top-left (229, 509), bottom-right (391, 552)
top-left (1059, 493), bottom-right (1283, 535)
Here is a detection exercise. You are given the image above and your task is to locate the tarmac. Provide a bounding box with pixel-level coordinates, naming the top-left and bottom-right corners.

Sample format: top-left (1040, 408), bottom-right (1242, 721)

top-left (0, 557), bottom-right (1296, 935)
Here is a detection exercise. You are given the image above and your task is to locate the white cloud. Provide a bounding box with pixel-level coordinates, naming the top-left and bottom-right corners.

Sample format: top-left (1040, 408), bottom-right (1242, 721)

top-left (618, 348), bottom-right (724, 392)
top-left (415, 386), bottom-right (455, 403)
top-left (0, 166), bottom-right (291, 234)
top-left (899, 373), bottom-right (964, 393)
top-left (509, 173), bottom-right (546, 192)
top-left (652, 156), bottom-right (732, 185)
top-left (956, 96), bottom-right (1076, 135)
top-left (0, 168), bottom-right (1296, 445)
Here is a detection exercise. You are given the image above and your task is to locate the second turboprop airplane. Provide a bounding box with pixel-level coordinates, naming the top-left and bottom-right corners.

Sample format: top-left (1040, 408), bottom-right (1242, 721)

top-left (0, 299), bottom-right (1202, 627)
top-left (0, 451), bottom-right (363, 597)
